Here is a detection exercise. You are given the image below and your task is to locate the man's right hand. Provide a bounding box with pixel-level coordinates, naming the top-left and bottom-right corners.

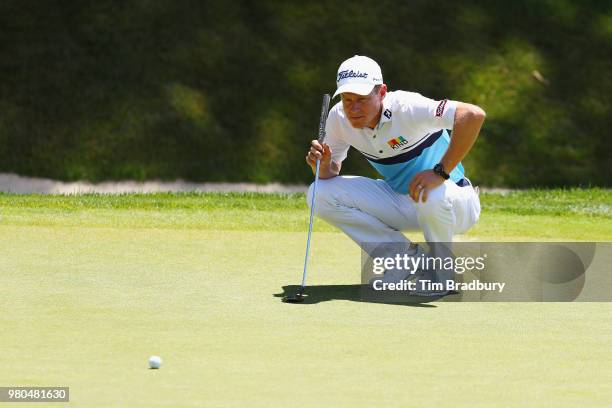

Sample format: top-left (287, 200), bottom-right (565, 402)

top-left (305, 140), bottom-right (340, 178)
top-left (305, 140), bottom-right (332, 169)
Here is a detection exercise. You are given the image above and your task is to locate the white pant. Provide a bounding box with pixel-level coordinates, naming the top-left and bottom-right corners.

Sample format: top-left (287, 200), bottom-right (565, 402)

top-left (307, 176), bottom-right (481, 247)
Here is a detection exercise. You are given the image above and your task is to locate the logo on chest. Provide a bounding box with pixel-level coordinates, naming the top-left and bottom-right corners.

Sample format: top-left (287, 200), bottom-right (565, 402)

top-left (387, 136), bottom-right (408, 149)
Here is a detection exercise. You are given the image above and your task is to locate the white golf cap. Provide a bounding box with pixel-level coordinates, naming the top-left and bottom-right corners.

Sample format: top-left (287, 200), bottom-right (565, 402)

top-left (333, 55), bottom-right (383, 98)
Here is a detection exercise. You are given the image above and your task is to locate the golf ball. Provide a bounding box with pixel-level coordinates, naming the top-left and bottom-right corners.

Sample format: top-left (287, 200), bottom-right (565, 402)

top-left (149, 355), bottom-right (162, 369)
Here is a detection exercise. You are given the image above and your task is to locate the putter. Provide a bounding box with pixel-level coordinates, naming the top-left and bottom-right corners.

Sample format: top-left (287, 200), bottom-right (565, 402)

top-left (283, 93), bottom-right (331, 303)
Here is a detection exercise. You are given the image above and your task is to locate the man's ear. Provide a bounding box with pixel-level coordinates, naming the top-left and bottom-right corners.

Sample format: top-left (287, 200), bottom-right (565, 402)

top-left (380, 84), bottom-right (387, 99)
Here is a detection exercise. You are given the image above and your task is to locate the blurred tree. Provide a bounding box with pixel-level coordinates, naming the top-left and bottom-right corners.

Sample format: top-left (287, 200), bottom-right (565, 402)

top-left (0, 0), bottom-right (609, 186)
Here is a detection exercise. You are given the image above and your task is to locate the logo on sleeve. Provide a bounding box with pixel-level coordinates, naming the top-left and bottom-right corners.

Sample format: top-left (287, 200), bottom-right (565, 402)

top-left (435, 99), bottom-right (448, 117)
top-left (383, 109), bottom-right (392, 119)
top-left (387, 136), bottom-right (408, 149)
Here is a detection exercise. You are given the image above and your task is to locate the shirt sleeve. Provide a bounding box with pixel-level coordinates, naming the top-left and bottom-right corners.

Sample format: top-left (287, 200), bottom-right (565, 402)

top-left (324, 110), bottom-right (350, 164)
top-left (402, 93), bottom-right (457, 133)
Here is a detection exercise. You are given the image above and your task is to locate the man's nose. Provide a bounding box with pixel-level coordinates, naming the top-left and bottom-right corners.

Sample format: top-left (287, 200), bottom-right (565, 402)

top-left (350, 102), bottom-right (361, 112)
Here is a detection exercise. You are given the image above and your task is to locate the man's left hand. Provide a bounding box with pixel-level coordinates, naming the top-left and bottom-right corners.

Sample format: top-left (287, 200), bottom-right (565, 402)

top-left (408, 170), bottom-right (445, 202)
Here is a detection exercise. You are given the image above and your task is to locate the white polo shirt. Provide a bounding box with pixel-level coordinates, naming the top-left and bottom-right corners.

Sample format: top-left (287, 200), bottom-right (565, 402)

top-left (324, 91), bottom-right (465, 194)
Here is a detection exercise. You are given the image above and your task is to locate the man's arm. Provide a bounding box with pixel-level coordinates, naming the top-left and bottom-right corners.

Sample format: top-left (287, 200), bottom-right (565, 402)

top-left (408, 102), bottom-right (486, 202)
top-left (306, 140), bottom-right (341, 179)
top-left (439, 102), bottom-right (486, 174)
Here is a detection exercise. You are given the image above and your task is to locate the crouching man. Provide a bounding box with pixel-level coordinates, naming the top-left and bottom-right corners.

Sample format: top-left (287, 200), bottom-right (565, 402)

top-left (306, 55), bottom-right (486, 294)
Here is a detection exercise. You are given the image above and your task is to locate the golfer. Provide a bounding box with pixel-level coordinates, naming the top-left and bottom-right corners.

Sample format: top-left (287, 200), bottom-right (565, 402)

top-left (306, 55), bottom-right (485, 256)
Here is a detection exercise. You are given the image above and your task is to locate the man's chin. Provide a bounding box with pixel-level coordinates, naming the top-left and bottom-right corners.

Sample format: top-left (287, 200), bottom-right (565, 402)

top-left (348, 119), bottom-right (366, 128)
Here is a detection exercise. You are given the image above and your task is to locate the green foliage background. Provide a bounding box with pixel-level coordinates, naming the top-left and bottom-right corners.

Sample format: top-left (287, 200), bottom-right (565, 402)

top-left (0, 0), bottom-right (610, 186)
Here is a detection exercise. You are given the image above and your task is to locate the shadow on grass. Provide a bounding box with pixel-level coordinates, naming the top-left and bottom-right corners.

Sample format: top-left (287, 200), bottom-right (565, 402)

top-left (275, 284), bottom-right (443, 308)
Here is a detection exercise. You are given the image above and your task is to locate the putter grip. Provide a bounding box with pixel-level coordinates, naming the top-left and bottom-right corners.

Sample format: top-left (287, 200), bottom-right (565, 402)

top-left (317, 94), bottom-right (331, 143)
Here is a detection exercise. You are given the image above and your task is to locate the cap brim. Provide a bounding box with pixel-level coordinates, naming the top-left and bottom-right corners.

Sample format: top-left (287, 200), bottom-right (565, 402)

top-left (332, 83), bottom-right (375, 98)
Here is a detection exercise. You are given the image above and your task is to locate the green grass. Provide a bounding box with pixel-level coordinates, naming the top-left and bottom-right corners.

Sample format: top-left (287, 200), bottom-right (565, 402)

top-left (0, 190), bottom-right (611, 407)
top-left (0, 189), bottom-right (610, 240)
top-left (1, 188), bottom-right (610, 215)
top-left (481, 188), bottom-right (611, 217)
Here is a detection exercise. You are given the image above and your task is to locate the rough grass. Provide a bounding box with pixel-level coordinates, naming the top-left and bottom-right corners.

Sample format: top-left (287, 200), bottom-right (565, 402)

top-left (0, 189), bottom-right (610, 240)
top-left (1, 188), bottom-right (609, 216)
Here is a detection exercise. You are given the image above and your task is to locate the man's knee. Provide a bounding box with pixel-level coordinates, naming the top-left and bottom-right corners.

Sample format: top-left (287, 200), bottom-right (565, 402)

top-left (415, 183), bottom-right (452, 221)
top-left (306, 178), bottom-right (336, 214)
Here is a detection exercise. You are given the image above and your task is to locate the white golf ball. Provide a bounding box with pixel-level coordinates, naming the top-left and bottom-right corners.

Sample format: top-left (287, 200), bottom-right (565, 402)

top-left (149, 355), bottom-right (162, 369)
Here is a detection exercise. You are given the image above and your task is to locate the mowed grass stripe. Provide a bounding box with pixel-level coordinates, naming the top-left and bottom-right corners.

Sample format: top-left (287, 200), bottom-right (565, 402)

top-left (0, 190), bottom-right (610, 240)
top-left (0, 189), bottom-right (610, 217)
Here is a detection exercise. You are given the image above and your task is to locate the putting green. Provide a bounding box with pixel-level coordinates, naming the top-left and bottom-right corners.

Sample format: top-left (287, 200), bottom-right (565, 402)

top-left (0, 193), bottom-right (611, 407)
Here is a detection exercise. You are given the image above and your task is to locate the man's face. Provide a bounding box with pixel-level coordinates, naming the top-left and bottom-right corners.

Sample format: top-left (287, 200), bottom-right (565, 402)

top-left (341, 85), bottom-right (387, 129)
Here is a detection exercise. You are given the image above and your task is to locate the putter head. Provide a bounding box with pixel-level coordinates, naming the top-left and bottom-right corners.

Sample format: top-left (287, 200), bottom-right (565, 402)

top-left (282, 292), bottom-right (305, 303)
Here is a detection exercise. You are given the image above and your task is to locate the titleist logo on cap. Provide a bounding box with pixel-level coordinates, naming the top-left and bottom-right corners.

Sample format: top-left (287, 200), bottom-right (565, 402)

top-left (337, 70), bottom-right (368, 82)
